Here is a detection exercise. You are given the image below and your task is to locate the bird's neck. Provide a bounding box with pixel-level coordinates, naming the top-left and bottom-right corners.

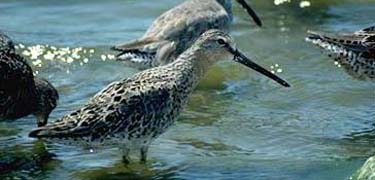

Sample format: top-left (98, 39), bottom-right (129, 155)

top-left (168, 47), bottom-right (215, 97)
top-left (175, 48), bottom-right (213, 78)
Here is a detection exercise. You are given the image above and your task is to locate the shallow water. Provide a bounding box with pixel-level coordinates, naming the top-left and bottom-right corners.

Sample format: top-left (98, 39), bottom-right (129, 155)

top-left (0, 0), bottom-right (374, 179)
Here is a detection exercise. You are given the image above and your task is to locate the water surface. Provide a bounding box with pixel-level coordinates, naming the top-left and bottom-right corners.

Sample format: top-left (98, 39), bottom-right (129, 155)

top-left (0, 0), bottom-right (374, 179)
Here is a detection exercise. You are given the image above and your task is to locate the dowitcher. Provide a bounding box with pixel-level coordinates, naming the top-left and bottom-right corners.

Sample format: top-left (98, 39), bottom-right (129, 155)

top-left (29, 29), bottom-right (290, 164)
top-left (0, 32), bottom-right (59, 127)
top-left (112, 0), bottom-right (262, 69)
top-left (306, 25), bottom-right (375, 80)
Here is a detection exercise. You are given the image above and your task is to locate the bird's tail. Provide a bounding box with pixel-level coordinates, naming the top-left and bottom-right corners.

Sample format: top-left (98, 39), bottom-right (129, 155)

top-left (113, 48), bottom-right (156, 70)
top-left (29, 116), bottom-right (90, 139)
top-left (306, 30), bottom-right (375, 80)
top-left (355, 25), bottom-right (375, 35)
top-left (305, 31), bottom-right (348, 59)
top-left (111, 38), bottom-right (160, 69)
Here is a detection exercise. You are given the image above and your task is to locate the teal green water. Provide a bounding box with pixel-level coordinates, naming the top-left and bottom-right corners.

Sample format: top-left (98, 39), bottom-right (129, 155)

top-left (0, 0), bottom-right (374, 179)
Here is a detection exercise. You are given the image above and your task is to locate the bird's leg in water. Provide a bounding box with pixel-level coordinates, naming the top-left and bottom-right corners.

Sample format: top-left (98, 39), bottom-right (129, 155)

top-left (122, 145), bottom-right (131, 165)
top-left (140, 145), bottom-right (149, 164)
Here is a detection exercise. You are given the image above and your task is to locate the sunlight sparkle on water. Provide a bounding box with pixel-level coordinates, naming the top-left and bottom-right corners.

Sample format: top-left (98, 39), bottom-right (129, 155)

top-left (299, 1), bottom-right (311, 8)
top-left (274, 0), bottom-right (311, 8)
top-left (15, 44), bottom-right (112, 73)
top-left (14, 44), bottom-right (118, 74)
top-left (270, 63), bottom-right (284, 74)
top-left (274, 0), bottom-right (291, 5)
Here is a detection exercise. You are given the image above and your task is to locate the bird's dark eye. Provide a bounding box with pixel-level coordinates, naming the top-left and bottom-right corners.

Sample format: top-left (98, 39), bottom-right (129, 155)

top-left (217, 39), bottom-right (226, 45)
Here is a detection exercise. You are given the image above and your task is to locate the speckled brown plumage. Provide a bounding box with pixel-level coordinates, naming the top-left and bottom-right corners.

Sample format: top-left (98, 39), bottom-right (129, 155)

top-left (29, 29), bottom-right (290, 163)
top-left (306, 25), bottom-right (375, 80)
top-left (112, 0), bottom-right (262, 70)
top-left (0, 32), bottom-right (59, 127)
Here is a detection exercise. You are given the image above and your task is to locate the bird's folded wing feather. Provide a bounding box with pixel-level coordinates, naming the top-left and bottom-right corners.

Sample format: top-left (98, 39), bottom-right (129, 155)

top-left (113, 0), bottom-right (228, 55)
top-left (29, 75), bottom-right (175, 140)
top-left (145, 1), bottom-right (228, 40)
top-left (0, 53), bottom-right (34, 110)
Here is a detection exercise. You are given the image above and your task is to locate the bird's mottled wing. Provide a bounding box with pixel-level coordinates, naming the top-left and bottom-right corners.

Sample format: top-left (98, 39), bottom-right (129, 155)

top-left (363, 34), bottom-right (375, 48)
top-left (29, 73), bottom-right (175, 142)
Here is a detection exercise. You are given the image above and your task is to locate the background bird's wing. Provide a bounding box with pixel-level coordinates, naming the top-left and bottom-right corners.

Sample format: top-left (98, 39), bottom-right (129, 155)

top-left (145, 1), bottom-right (229, 40)
top-left (113, 0), bottom-right (228, 51)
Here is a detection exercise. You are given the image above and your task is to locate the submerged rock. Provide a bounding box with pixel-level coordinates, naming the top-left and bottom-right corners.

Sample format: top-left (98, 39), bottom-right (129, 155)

top-left (351, 156), bottom-right (375, 180)
top-left (0, 141), bottom-right (55, 175)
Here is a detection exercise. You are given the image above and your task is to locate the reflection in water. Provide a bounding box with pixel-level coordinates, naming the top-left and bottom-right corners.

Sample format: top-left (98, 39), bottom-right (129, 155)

top-left (345, 126), bottom-right (375, 145)
top-left (174, 138), bottom-right (254, 157)
top-left (0, 123), bottom-right (21, 137)
top-left (75, 160), bottom-right (186, 180)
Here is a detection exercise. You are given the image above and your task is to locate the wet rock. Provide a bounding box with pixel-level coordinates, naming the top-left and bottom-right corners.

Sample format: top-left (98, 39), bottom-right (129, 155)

top-left (0, 141), bottom-right (55, 175)
top-left (351, 156), bottom-right (375, 180)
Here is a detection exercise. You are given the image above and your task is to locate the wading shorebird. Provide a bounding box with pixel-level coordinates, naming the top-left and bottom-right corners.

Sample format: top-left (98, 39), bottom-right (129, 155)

top-left (0, 32), bottom-right (59, 127)
top-left (29, 29), bottom-right (290, 164)
top-left (306, 25), bottom-right (375, 80)
top-left (112, 0), bottom-right (262, 70)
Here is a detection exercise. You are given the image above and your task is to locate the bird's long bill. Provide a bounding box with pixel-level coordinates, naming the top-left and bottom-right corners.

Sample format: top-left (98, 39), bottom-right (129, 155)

top-left (227, 47), bottom-right (290, 87)
top-left (235, 0), bottom-right (262, 27)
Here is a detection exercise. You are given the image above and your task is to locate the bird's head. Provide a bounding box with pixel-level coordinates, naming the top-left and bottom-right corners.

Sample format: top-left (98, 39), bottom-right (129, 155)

top-left (193, 29), bottom-right (290, 87)
top-left (33, 78), bottom-right (59, 127)
top-left (0, 32), bottom-right (15, 53)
